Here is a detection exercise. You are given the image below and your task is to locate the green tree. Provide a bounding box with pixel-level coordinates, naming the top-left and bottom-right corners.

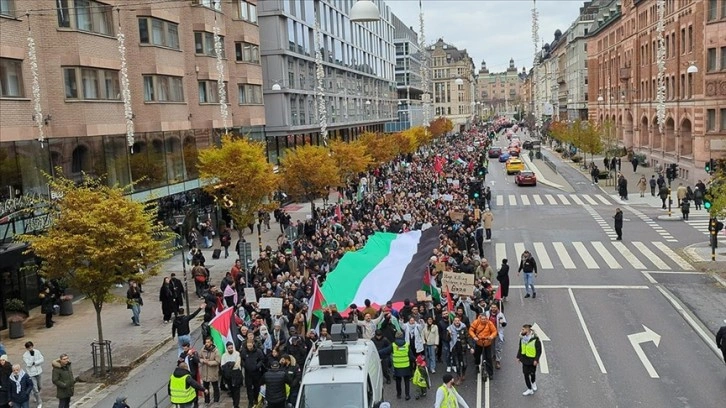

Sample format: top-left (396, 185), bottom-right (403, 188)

top-left (707, 158), bottom-right (726, 218)
top-left (579, 120), bottom-right (605, 166)
top-left (197, 135), bottom-right (279, 229)
top-left (280, 145), bottom-right (340, 206)
top-left (18, 174), bottom-right (175, 377)
top-left (600, 119), bottom-right (618, 157)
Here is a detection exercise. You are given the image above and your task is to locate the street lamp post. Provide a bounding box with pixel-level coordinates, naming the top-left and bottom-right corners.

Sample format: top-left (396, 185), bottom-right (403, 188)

top-left (174, 215), bottom-right (191, 315)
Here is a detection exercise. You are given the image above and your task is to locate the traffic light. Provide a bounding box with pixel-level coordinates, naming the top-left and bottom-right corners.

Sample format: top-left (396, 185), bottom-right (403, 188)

top-left (705, 158), bottom-right (716, 174)
top-left (469, 181), bottom-right (482, 200)
top-left (666, 166), bottom-right (673, 181)
top-left (704, 188), bottom-right (713, 210)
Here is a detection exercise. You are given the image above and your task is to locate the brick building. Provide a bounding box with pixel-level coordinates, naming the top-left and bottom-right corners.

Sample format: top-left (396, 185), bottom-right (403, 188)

top-left (429, 38), bottom-right (475, 128)
top-left (476, 59), bottom-right (526, 120)
top-left (587, 0), bottom-right (726, 182)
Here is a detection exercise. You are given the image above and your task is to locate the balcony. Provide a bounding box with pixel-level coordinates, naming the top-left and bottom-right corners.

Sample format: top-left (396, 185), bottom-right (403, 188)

top-left (557, 74), bottom-right (565, 84)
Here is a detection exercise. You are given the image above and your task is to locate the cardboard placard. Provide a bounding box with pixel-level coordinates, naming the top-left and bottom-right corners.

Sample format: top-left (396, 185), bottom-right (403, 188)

top-left (416, 290), bottom-right (432, 302)
top-left (244, 288), bottom-right (257, 304)
top-left (258, 297), bottom-right (283, 315)
top-left (435, 262), bottom-right (446, 272)
top-left (452, 180), bottom-right (460, 189)
top-left (442, 272), bottom-right (475, 296)
top-left (450, 211), bottom-right (465, 221)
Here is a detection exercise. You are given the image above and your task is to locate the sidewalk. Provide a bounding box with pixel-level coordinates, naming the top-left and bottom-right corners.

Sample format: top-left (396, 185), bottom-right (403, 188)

top-left (0, 199), bottom-right (319, 407)
top-left (521, 150), bottom-right (575, 193)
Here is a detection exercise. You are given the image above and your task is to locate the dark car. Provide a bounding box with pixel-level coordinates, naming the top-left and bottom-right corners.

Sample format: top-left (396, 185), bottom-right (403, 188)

top-left (488, 147), bottom-right (502, 158)
top-left (522, 140), bottom-right (533, 149)
top-left (515, 170), bottom-right (537, 186)
top-left (498, 152), bottom-right (511, 163)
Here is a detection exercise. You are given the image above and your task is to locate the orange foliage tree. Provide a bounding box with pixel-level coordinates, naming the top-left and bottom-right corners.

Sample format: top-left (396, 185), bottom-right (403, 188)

top-left (330, 139), bottom-right (373, 183)
top-left (428, 117), bottom-right (454, 138)
top-left (360, 132), bottom-right (398, 164)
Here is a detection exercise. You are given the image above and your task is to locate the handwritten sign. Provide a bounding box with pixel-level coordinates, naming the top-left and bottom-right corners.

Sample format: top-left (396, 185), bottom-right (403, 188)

top-left (244, 288), bottom-right (257, 304)
top-left (258, 297), bottom-right (283, 315)
top-left (442, 272), bottom-right (475, 296)
top-left (450, 211), bottom-right (465, 221)
top-left (416, 290), bottom-right (432, 302)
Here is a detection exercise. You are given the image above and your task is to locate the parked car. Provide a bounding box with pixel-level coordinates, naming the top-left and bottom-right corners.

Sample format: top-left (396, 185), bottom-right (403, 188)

top-left (488, 147), bottom-right (502, 158)
top-left (505, 158), bottom-right (525, 174)
top-left (508, 147), bottom-right (521, 157)
top-left (498, 152), bottom-right (511, 163)
top-left (515, 170), bottom-right (537, 186)
top-left (522, 140), bottom-right (533, 149)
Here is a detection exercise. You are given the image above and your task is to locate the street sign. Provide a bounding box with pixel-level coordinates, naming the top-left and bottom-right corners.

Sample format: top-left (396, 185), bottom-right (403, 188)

top-left (531, 322), bottom-right (551, 374)
top-left (627, 325), bottom-right (661, 378)
top-left (285, 225), bottom-right (298, 243)
top-left (238, 241), bottom-right (253, 268)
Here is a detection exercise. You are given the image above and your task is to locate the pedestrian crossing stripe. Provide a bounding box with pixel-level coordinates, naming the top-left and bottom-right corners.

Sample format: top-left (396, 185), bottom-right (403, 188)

top-left (490, 240), bottom-right (691, 271)
top-left (491, 193), bottom-right (614, 207)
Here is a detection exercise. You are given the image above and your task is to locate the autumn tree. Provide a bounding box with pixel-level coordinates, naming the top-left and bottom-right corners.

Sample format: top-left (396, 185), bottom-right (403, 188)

top-left (706, 158), bottom-right (726, 218)
top-left (429, 117), bottom-right (454, 138)
top-left (600, 118), bottom-right (618, 157)
top-left (360, 131), bottom-right (398, 164)
top-left (330, 139), bottom-right (372, 184)
top-left (19, 174), bottom-right (175, 377)
top-left (409, 126), bottom-right (431, 147)
top-left (197, 135), bottom-right (279, 230)
top-left (579, 120), bottom-right (604, 166)
top-left (280, 145), bottom-right (340, 206)
top-left (394, 129), bottom-right (419, 155)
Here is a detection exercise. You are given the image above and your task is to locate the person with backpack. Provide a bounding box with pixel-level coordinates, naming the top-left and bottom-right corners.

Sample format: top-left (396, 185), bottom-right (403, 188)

top-left (220, 227), bottom-right (232, 259)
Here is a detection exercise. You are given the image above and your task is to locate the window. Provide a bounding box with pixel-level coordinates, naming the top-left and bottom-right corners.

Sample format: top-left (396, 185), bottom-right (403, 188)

top-left (143, 75), bottom-right (184, 102)
top-left (707, 48), bottom-right (717, 72)
top-left (708, 0), bottom-right (718, 21)
top-left (721, 109), bottom-right (726, 131)
top-left (688, 26), bottom-right (693, 52)
top-left (194, 32), bottom-right (225, 57)
top-left (721, 47), bottom-right (726, 70)
top-left (238, 1), bottom-right (258, 23)
top-left (57, 0), bottom-right (114, 36)
top-left (680, 28), bottom-right (686, 54)
top-left (198, 80), bottom-right (227, 103)
top-left (196, 0), bottom-right (221, 11)
top-left (707, 109), bottom-right (716, 131)
top-left (0, 58), bottom-right (24, 97)
top-left (234, 42), bottom-right (260, 63)
top-left (238, 84), bottom-right (262, 104)
top-left (62, 67), bottom-right (119, 100)
top-left (138, 17), bottom-right (179, 49)
top-left (0, 0), bottom-right (14, 16)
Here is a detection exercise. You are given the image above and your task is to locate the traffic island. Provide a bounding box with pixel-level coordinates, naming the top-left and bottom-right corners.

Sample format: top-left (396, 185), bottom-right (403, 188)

top-left (657, 214), bottom-right (683, 221)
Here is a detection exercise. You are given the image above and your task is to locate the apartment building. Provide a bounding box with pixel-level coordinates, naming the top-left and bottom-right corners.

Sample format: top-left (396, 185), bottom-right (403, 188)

top-left (587, 0), bottom-right (725, 182)
top-left (476, 59), bottom-right (526, 119)
top-left (0, 0), bottom-right (263, 326)
top-left (258, 0), bottom-right (396, 162)
top-left (390, 13), bottom-right (424, 132)
top-left (429, 38), bottom-right (475, 128)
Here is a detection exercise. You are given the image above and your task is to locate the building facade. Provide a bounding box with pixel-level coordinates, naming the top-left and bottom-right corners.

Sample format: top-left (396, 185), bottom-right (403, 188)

top-left (476, 59), bottom-right (526, 119)
top-left (0, 0), bottom-right (264, 327)
top-left (258, 0), bottom-right (397, 161)
top-left (565, 2), bottom-right (599, 120)
top-left (587, 0), bottom-right (725, 183)
top-left (429, 38), bottom-right (475, 127)
top-left (389, 13), bottom-right (424, 132)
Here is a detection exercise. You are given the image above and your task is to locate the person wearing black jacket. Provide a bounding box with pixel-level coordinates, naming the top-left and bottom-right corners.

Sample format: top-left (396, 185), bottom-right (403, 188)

top-left (372, 330), bottom-right (392, 384)
top-left (262, 361), bottom-right (290, 408)
top-left (497, 259), bottom-right (510, 301)
top-left (517, 324), bottom-right (542, 396)
top-left (172, 304), bottom-right (204, 356)
top-left (178, 342), bottom-right (200, 387)
top-left (281, 354), bottom-right (302, 406)
top-left (716, 320), bottom-right (726, 365)
top-left (241, 342), bottom-right (266, 407)
top-left (517, 250), bottom-right (538, 299)
top-left (168, 363), bottom-right (207, 407)
top-left (378, 311), bottom-right (399, 343)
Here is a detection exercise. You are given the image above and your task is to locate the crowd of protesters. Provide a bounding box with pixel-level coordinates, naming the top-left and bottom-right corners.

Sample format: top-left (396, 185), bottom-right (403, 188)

top-left (164, 122), bottom-right (547, 407)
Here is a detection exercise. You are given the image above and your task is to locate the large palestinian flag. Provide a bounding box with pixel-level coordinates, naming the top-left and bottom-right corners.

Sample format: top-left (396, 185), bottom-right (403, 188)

top-left (321, 226), bottom-right (440, 310)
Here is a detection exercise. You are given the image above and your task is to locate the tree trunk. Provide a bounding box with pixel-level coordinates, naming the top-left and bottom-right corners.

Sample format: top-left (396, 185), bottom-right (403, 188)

top-left (94, 301), bottom-right (105, 377)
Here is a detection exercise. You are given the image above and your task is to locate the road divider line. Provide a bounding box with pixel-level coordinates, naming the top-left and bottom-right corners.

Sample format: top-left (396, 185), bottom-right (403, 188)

top-left (568, 288), bottom-right (607, 373)
top-left (510, 285), bottom-right (649, 289)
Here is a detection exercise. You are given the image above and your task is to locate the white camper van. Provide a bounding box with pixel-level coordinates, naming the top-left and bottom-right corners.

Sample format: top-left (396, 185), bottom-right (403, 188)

top-left (295, 325), bottom-right (386, 408)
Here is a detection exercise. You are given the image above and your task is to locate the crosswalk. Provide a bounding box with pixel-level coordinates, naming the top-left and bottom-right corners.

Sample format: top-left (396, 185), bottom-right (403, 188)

top-left (489, 240), bottom-right (692, 271)
top-left (623, 205), bottom-right (676, 242)
top-left (494, 193), bottom-right (613, 207)
top-left (685, 213), bottom-right (712, 236)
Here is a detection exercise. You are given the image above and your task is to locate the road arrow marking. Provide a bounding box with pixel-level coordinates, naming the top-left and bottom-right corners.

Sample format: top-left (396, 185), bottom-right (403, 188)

top-left (532, 322), bottom-right (550, 374)
top-left (627, 325), bottom-right (661, 378)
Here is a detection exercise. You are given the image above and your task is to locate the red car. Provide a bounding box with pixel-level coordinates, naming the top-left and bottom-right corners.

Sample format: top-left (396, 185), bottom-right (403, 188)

top-left (515, 170), bottom-right (537, 186)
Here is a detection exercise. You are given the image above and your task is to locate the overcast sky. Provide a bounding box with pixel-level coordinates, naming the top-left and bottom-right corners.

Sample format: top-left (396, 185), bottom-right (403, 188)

top-left (385, 0), bottom-right (586, 73)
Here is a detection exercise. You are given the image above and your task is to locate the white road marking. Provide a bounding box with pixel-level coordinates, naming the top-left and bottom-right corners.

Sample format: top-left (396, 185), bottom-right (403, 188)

top-left (632, 241), bottom-right (670, 270)
top-left (627, 325), bottom-right (661, 378)
top-left (570, 195), bottom-right (585, 205)
top-left (533, 194), bottom-right (544, 205)
top-left (510, 285), bottom-right (650, 289)
top-left (531, 323), bottom-right (551, 374)
top-left (514, 242), bottom-right (526, 261)
top-left (611, 241), bottom-right (646, 269)
top-left (496, 195), bottom-right (504, 206)
top-left (583, 195), bottom-right (599, 205)
top-left (652, 241), bottom-right (693, 270)
top-left (545, 194), bottom-right (557, 205)
top-left (558, 194), bottom-right (572, 205)
top-left (553, 242), bottom-right (576, 269)
top-left (495, 243), bottom-right (507, 268)
top-left (568, 288), bottom-right (607, 373)
top-left (521, 195), bottom-right (531, 206)
top-left (534, 242), bottom-right (554, 269)
top-left (592, 241), bottom-right (622, 269)
top-left (573, 241), bottom-right (599, 269)
top-left (595, 194), bottom-right (610, 204)
top-left (508, 194), bottom-right (517, 206)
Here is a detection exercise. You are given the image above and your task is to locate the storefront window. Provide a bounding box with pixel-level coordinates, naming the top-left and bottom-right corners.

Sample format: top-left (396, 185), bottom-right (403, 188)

top-left (164, 132), bottom-right (185, 185)
top-left (13, 140), bottom-right (50, 196)
top-left (130, 132), bottom-right (167, 191)
top-left (104, 135), bottom-right (131, 188)
top-left (182, 130), bottom-right (198, 181)
top-left (266, 136), bottom-right (278, 165)
top-left (0, 143), bottom-right (22, 201)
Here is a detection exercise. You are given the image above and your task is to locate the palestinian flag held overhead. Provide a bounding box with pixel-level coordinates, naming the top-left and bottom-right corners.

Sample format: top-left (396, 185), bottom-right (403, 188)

top-left (321, 226), bottom-right (441, 310)
top-left (422, 269), bottom-right (441, 305)
top-left (307, 277), bottom-right (325, 333)
top-left (209, 307), bottom-right (235, 354)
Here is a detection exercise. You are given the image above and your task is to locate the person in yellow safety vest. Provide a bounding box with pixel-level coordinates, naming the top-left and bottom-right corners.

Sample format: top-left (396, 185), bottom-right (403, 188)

top-left (169, 362), bottom-right (207, 408)
top-left (516, 324), bottom-right (542, 396)
top-left (434, 374), bottom-right (470, 408)
top-left (391, 332), bottom-right (412, 401)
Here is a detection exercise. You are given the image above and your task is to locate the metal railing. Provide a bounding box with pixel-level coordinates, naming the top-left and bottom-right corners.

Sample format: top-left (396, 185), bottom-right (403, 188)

top-left (542, 154), bottom-right (557, 174)
top-left (136, 382), bottom-right (171, 408)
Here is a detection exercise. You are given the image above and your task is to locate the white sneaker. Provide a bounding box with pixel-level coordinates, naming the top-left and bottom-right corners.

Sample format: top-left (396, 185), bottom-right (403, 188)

top-left (532, 383), bottom-right (537, 392)
top-left (446, 367), bottom-right (451, 373)
top-left (431, 369), bottom-right (436, 374)
top-left (452, 366), bottom-right (457, 373)
top-left (522, 389), bottom-right (534, 396)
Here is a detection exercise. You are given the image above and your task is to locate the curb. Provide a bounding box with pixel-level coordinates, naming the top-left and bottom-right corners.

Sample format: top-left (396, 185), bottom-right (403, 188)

top-left (520, 154), bottom-right (565, 190)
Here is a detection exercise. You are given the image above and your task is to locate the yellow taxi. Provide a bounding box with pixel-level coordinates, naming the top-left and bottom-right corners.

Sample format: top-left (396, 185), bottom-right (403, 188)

top-left (505, 158), bottom-right (525, 175)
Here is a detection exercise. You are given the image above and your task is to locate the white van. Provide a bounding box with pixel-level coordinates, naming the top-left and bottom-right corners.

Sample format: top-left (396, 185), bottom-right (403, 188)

top-left (295, 337), bottom-right (386, 408)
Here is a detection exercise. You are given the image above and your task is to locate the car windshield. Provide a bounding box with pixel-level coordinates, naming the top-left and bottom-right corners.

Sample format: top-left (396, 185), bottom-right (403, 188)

top-left (299, 383), bottom-right (364, 408)
top-left (520, 171), bottom-right (534, 176)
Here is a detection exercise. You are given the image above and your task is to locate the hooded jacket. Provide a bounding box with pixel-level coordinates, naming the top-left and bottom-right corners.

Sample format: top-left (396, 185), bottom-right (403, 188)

top-left (168, 366), bottom-right (205, 397)
top-left (51, 358), bottom-right (75, 399)
top-left (199, 345), bottom-right (221, 382)
top-left (112, 396), bottom-right (130, 408)
top-left (261, 365), bottom-right (289, 404)
top-left (22, 348), bottom-right (44, 377)
top-left (8, 369), bottom-right (34, 404)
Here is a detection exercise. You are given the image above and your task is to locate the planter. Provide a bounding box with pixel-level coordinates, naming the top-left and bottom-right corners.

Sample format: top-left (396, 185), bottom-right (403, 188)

top-left (9, 320), bottom-right (24, 339)
top-left (59, 299), bottom-right (74, 316)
